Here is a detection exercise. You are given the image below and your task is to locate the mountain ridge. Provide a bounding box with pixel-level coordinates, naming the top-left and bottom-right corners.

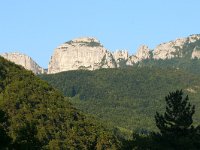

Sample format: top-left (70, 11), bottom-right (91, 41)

top-left (1, 34), bottom-right (200, 74)
top-left (0, 52), bottom-right (45, 74)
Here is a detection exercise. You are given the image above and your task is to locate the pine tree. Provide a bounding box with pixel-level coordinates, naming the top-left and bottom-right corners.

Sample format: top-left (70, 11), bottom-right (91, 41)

top-left (154, 90), bottom-right (200, 149)
top-left (155, 90), bottom-right (195, 136)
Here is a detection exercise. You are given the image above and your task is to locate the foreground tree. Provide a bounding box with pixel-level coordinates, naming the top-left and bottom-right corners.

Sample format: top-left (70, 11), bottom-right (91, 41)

top-left (154, 90), bottom-right (200, 149)
top-left (132, 90), bottom-right (200, 150)
top-left (155, 90), bottom-right (195, 137)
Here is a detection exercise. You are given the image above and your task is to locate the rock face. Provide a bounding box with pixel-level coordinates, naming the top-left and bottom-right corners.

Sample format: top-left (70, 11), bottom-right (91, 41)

top-left (3, 34), bottom-right (199, 74)
top-left (48, 37), bottom-right (116, 74)
top-left (126, 45), bottom-right (151, 66)
top-left (153, 34), bottom-right (200, 59)
top-left (48, 35), bottom-right (200, 73)
top-left (112, 50), bottom-right (129, 67)
top-left (192, 46), bottom-right (200, 59)
top-left (135, 45), bottom-right (151, 60)
top-left (153, 39), bottom-right (185, 59)
top-left (134, 45), bottom-right (151, 62)
top-left (113, 50), bottom-right (129, 61)
top-left (0, 52), bottom-right (44, 74)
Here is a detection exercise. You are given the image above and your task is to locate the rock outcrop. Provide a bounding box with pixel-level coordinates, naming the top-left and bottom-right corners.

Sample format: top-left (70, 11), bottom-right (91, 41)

top-left (48, 35), bottom-right (200, 73)
top-left (134, 45), bottom-right (151, 62)
top-left (112, 50), bottom-right (129, 67)
top-left (135, 45), bottom-right (151, 61)
top-left (48, 37), bottom-right (116, 74)
top-left (126, 45), bottom-right (151, 65)
top-left (192, 46), bottom-right (200, 59)
top-left (153, 34), bottom-right (200, 59)
top-left (0, 52), bottom-right (44, 74)
top-left (3, 34), bottom-right (200, 74)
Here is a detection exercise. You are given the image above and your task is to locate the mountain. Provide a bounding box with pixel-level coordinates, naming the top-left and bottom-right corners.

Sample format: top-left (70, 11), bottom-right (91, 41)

top-left (1, 34), bottom-right (200, 74)
top-left (47, 34), bottom-right (200, 73)
top-left (0, 56), bottom-right (119, 149)
top-left (48, 37), bottom-right (117, 74)
top-left (153, 34), bottom-right (200, 59)
top-left (47, 37), bottom-right (153, 73)
top-left (39, 67), bottom-right (200, 135)
top-left (136, 35), bottom-right (200, 74)
top-left (0, 52), bottom-right (44, 74)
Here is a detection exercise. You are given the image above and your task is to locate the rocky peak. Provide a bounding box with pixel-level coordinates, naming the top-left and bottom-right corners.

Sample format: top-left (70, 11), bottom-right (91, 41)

top-left (3, 34), bottom-right (200, 74)
top-left (48, 37), bottom-right (116, 74)
top-left (112, 50), bottom-right (129, 67)
top-left (135, 45), bottom-right (151, 60)
top-left (113, 50), bottom-right (129, 61)
top-left (188, 34), bottom-right (200, 43)
top-left (0, 52), bottom-right (44, 74)
top-left (153, 39), bottom-right (184, 59)
top-left (126, 45), bottom-right (151, 65)
top-left (153, 35), bottom-right (200, 60)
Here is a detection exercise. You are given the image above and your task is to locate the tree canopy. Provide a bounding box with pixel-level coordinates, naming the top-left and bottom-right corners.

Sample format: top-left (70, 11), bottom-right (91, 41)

top-left (132, 90), bottom-right (200, 150)
top-left (154, 90), bottom-right (200, 149)
top-left (39, 67), bottom-right (200, 134)
top-left (0, 56), bottom-right (120, 149)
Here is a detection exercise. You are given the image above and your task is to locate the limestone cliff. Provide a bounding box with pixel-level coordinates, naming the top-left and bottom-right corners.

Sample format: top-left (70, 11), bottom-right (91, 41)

top-left (0, 52), bottom-right (44, 74)
top-left (3, 34), bottom-right (200, 74)
top-left (153, 34), bottom-right (200, 59)
top-left (112, 50), bottom-right (129, 67)
top-left (48, 37), bottom-right (116, 74)
top-left (192, 46), bottom-right (200, 59)
top-left (48, 35), bottom-right (200, 73)
top-left (126, 45), bottom-right (151, 65)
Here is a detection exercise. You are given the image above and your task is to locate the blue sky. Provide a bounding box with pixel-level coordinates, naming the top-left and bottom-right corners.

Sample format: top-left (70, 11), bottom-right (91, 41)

top-left (0, 0), bottom-right (200, 68)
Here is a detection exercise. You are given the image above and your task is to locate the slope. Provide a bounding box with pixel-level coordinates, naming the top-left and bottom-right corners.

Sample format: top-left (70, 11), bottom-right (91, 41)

top-left (39, 67), bottom-right (200, 133)
top-left (0, 56), bottom-right (119, 149)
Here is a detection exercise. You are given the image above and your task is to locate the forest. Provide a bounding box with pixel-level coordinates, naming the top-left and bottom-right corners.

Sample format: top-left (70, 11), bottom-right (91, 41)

top-left (1, 55), bottom-right (200, 149)
top-left (39, 66), bottom-right (200, 136)
top-left (0, 56), bottom-right (119, 149)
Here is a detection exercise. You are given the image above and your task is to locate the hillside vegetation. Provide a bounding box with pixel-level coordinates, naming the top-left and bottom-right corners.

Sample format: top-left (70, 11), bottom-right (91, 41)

top-left (138, 58), bottom-right (200, 75)
top-left (0, 56), bottom-right (119, 149)
top-left (40, 67), bottom-right (200, 134)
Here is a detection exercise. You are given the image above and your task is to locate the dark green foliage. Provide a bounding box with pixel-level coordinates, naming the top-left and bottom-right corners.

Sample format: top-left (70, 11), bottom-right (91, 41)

top-left (0, 62), bottom-right (7, 93)
top-left (132, 133), bottom-right (154, 150)
top-left (132, 90), bottom-right (200, 150)
top-left (0, 56), bottom-right (120, 149)
top-left (117, 59), bottom-right (128, 68)
top-left (65, 39), bottom-right (102, 47)
top-left (71, 86), bottom-right (77, 97)
top-left (155, 90), bottom-right (195, 136)
top-left (39, 67), bottom-right (200, 134)
top-left (154, 90), bottom-right (200, 149)
top-left (86, 41), bottom-right (101, 47)
top-left (13, 122), bottom-right (42, 149)
top-left (0, 110), bottom-right (12, 149)
top-left (138, 58), bottom-right (200, 76)
top-left (65, 40), bottom-right (73, 44)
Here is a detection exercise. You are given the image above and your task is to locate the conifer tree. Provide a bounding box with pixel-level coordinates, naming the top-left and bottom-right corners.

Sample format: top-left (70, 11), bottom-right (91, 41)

top-left (155, 90), bottom-right (200, 149)
top-left (155, 90), bottom-right (195, 136)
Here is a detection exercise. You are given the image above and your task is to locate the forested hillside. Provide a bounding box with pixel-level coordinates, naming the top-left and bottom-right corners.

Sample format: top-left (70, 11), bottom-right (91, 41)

top-left (138, 58), bottom-right (200, 75)
top-left (40, 67), bottom-right (200, 135)
top-left (0, 56), bottom-right (120, 149)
